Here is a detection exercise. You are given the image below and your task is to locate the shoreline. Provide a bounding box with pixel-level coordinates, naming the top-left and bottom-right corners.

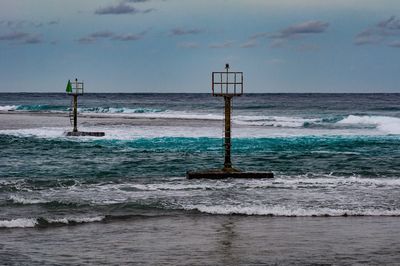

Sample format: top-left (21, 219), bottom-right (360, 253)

top-left (2, 211), bottom-right (400, 230)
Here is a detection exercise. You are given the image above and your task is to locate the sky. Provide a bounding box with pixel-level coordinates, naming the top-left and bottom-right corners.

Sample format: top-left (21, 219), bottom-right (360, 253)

top-left (0, 0), bottom-right (400, 93)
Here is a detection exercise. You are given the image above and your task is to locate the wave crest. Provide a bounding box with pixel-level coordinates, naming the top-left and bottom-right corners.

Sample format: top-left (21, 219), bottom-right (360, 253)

top-left (78, 107), bottom-right (164, 114)
top-left (0, 105), bottom-right (18, 111)
top-left (0, 216), bottom-right (105, 228)
top-left (184, 205), bottom-right (400, 217)
top-left (337, 115), bottom-right (400, 134)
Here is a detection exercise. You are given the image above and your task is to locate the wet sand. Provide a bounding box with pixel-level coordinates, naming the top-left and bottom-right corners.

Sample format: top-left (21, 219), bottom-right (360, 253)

top-left (1, 215), bottom-right (400, 265)
top-left (0, 111), bottom-right (223, 130)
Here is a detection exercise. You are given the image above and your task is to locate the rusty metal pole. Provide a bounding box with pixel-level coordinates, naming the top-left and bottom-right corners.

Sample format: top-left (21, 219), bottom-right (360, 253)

top-left (73, 94), bottom-right (78, 132)
top-left (224, 95), bottom-right (232, 170)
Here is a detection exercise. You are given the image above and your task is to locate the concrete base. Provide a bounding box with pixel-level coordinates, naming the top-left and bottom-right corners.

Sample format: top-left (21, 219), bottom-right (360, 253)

top-left (187, 168), bottom-right (274, 179)
top-left (66, 131), bottom-right (105, 137)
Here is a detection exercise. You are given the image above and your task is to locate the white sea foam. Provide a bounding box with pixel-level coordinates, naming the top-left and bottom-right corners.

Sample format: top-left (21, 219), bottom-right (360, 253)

top-left (113, 181), bottom-right (233, 191)
top-left (85, 110), bottom-right (224, 121)
top-left (248, 176), bottom-right (400, 188)
top-left (337, 115), bottom-right (400, 134)
top-left (234, 115), bottom-right (319, 128)
top-left (0, 126), bottom-right (221, 139)
top-left (0, 127), bottom-right (67, 139)
top-left (0, 124), bottom-right (383, 140)
top-left (82, 110), bottom-right (318, 128)
top-left (0, 218), bottom-right (37, 228)
top-left (0, 216), bottom-right (105, 228)
top-left (8, 195), bottom-right (49, 204)
top-left (78, 107), bottom-right (163, 114)
top-left (0, 105), bottom-right (18, 111)
top-left (184, 205), bottom-right (400, 217)
top-left (47, 216), bottom-right (105, 224)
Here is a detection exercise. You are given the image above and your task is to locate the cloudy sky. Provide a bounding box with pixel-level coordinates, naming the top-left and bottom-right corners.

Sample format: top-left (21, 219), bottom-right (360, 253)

top-left (1, 0), bottom-right (400, 93)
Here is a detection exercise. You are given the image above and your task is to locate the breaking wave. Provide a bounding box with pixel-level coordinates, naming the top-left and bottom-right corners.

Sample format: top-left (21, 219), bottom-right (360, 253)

top-left (184, 205), bottom-right (400, 217)
top-left (8, 195), bottom-right (49, 205)
top-left (1, 103), bottom-right (399, 135)
top-left (0, 216), bottom-right (105, 228)
top-left (234, 115), bottom-right (320, 128)
top-left (0, 105), bottom-right (164, 114)
top-left (78, 107), bottom-right (164, 114)
top-left (0, 105), bottom-right (19, 111)
top-left (0, 105), bottom-right (65, 112)
top-left (337, 115), bottom-right (400, 134)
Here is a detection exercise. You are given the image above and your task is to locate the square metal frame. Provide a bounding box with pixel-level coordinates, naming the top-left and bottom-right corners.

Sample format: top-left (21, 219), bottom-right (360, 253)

top-left (67, 81), bottom-right (84, 95)
top-left (212, 71), bottom-right (243, 97)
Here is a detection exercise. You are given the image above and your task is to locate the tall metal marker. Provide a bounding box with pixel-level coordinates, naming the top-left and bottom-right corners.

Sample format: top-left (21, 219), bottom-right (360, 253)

top-left (65, 78), bottom-right (105, 137)
top-left (187, 64), bottom-right (273, 179)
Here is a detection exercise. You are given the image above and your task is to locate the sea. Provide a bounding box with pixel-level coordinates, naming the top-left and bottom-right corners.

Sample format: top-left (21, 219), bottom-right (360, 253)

top-left (0, 93), bottom-right (399, 265)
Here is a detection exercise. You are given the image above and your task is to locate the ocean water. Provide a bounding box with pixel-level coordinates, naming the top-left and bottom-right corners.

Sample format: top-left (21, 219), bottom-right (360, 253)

top-left (1, 93), bottom-right (400, 264)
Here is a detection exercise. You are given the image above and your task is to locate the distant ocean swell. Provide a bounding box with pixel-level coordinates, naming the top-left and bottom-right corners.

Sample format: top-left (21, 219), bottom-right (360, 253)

top-left (0, 104), bottom-right (164, 114)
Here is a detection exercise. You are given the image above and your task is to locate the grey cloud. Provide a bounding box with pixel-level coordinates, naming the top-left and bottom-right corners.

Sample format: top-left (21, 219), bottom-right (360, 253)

top-left (91, 31), bottom-right (115, 38)
top-left (78, 30), bottom-right (147, 44)
top-left (78, 31), bottom-right (114, 44)
top-left (354, 29), bottom-right (383, 45)
top-left (1, 19), bottom-right (59, 29)
top-left (95, 2), bottom-right (154, 15)
top-left (355, 16), bottom-right (400, 46)
top-left (170, 28), bottom-right (203, 36)
top-left (6, 20), bottom-right (40, 28)
top-left (5, 20), bottom-right (27, 28)
top-left (95, 3), bottom-right (138, 15)
top-left (388, 40), bottom-right (400, 48)
top-left (78, 36), bottom-right (96, 44)
top-left (142, 8), bottom-right (155, 13)
top-left (274, 20), bottom-right (329, 39)
top-left (48, 20), bottom-right (59, 25)
top-left (0, 32), bottom-right (29, 41)
top-left (247, 20), bottom-right (328, 50)
top-left (124, 0), bottom-right (150, 2)
top-left (112, 32), bottom-right (145, 41)
top-left (23, 34), bottom-right (42, 44)
top-left (377, 16), bottom-right (400, 30)
top-left (0, 32), bottom-right (42, 44)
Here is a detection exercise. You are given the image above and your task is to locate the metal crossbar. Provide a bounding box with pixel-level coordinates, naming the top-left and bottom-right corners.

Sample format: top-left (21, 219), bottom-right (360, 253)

top-left (212, 72), bottom-right (243, 96)
top-left (67, 81), bottom-right (84, 95)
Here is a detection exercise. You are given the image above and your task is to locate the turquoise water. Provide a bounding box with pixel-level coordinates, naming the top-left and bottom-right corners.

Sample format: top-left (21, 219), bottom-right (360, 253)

top-left (0, 93), bottom-right (400, 228)
top-left (1, 135), bottom-right (399, 179)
